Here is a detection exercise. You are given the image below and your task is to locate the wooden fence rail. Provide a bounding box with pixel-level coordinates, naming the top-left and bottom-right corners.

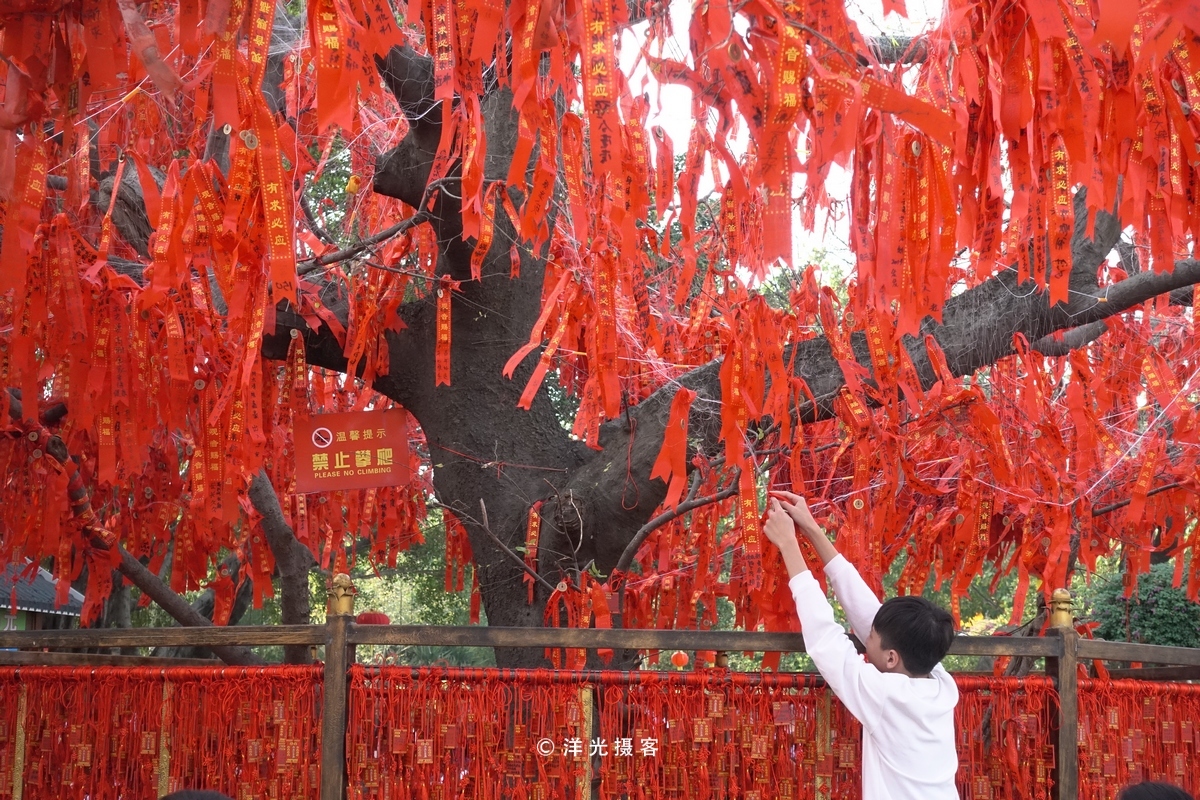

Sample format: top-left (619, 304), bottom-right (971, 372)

top-left (2, 620), bottom-right (1199, 800)
top-left (4, 622), bottom-right (1200, 666)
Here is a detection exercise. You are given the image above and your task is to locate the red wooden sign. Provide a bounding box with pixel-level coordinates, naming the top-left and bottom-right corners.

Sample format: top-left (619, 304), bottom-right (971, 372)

top-left (294, 409), bottom-right (411, 493)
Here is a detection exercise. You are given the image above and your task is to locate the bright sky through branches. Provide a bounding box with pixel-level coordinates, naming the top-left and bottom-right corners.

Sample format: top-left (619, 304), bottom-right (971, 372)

top-left (620, 0), bottom-right (944, 272)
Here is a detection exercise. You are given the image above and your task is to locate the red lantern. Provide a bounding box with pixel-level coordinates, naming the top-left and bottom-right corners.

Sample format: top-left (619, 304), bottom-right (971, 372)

top-left (355, 611), bottom-right (391, 625)
top-left (670, 651), bottom-right (689, 668)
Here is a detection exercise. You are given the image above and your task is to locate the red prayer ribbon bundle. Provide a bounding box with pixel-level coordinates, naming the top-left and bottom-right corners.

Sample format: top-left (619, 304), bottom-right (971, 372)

top-left (0, 666), bottom-right (321, 798)
top-left (1077, 679), bottom-right (1200, 798)
top-left (344, 668), bottom-right (1060, 800)
top-left (4, 0), bottom-right (1200, 631)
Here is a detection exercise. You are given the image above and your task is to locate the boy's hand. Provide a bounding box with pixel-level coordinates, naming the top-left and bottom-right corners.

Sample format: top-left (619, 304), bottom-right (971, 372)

top-left (764, 499), bottom-right (810, 577)
top-left (763, 499), bottom-right (799, 548)
top-left (769, 490), bottom-right (823, 537)
top-left (769, 490), bottom-right (840, 566)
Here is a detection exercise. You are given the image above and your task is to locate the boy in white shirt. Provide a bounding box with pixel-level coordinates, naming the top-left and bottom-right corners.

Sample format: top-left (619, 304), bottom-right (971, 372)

top-left (764, 491), bottom-right (960, 800)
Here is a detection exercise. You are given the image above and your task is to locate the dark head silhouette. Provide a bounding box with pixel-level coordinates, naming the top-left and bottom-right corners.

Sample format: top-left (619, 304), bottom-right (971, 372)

top-left (1118, 783), bottom-right (1195, 800)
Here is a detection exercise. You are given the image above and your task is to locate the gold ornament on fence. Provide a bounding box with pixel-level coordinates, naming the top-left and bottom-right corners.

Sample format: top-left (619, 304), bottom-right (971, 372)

top-left (328, 573), bottom-right (357, 617)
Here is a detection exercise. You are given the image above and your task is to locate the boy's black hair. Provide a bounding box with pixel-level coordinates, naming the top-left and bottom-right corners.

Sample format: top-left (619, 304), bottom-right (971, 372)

top-left (1118, 783), bottom-right (1195, 800)
top-left (871, 596), bottom-right (955, 675)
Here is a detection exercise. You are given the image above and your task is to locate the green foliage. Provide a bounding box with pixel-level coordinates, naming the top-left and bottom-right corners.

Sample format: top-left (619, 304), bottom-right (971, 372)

top-left (758, 249), bottom-right (849, 311)
top-left (1081, 558), bottom-right (1200, 648)
top-left (129, 558), bottom-right (300, 662)
top-left (891, 553), bottom-right (1039, 672)
top-left (351, 514), bottom-right (495, 667)
top-left (888, 551), bottom-right (1036, 626)
top-left (304, 136), bottom-right (354, 244)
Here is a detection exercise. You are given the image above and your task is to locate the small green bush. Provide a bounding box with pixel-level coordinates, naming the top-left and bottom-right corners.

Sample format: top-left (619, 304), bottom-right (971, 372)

top-left (1082, 560), bottom-right (1200, 648)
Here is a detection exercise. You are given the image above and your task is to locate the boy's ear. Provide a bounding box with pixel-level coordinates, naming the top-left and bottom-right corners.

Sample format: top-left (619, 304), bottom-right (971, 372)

top-left (884, 648), bottom-right (902, 672)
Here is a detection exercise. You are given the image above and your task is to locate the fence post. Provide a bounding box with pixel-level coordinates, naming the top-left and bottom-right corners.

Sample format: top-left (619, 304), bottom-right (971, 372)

top-left (1049, 589), bottom-right (1079, 800)
top-left (815, 690), bottom-right (832, 800)
top-left (159, 680), bottom-right (173, 797)
top-left (321, 574), bottom-right (356, 800)
top-left (11, 684), bottom-right (26, 800)
top-left (580, 685), bottom-right (594, 798)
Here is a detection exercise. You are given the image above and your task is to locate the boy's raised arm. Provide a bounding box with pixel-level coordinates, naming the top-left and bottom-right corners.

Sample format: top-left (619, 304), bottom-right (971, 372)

top-left (823, 557), bottom-right (883, 644)
top-left (771, 491), bottom-right (880, 641)
top-left (763, 499), bottom-right (888, 726)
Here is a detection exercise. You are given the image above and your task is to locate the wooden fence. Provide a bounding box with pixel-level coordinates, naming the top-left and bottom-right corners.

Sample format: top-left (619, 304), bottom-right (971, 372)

top-left (2, 615), bottom-right (1199, 800)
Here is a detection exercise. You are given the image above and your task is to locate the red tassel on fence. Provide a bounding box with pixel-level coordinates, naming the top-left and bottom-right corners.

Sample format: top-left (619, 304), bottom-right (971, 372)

top-left (1077, 679), bottom-right (1200, 798)
top-left (336, 668), bottom-right (1064, 800)
top-left (2, 663), bottom-right (1189, 800)
top-left (0, 666), bottom-right (321, 799)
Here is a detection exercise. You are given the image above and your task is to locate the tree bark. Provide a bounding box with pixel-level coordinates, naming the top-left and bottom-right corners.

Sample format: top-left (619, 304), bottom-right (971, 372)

top-left (95, 160), bottom-right (162, 257)
top-left (104, 578), bottom-right (137, 656)
top-left (249, 470), bottom-right (316, 664)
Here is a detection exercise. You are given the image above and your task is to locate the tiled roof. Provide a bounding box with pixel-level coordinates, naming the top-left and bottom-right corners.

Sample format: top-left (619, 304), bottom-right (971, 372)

top-left (1, 561), bottom-right (84, 616)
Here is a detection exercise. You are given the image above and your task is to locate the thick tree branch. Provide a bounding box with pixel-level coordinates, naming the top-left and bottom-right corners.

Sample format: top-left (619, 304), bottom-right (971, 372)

top-left (1091, 481), bottom-right (1189, 517)
top-left (5, 389), bottom-right (264, 665)
top-left (5, 388), bottom-right (67, 426)
top-left (554, 189), bottom-right (1196, 583)
top-left (95, 159), bottom-right (162, 257)
top-left (1031, 321), bottom-right (1109, 357)
top-left (151, 550), bottom-right (255, 660)
top-left (374, 46), bottom-right (440, 133)
top-left (1068, 260), bottom-right (1200, 323)
top-left (118, 548), bottom-right (263, 666)
top-left (248, 470), bottom-right (316, 664)
top-left (614, 479), bottom-right (740, 578)
top-left (373, 47), bottom-right (442, 209)
top-left (298, 211), bottom-right (430, 274)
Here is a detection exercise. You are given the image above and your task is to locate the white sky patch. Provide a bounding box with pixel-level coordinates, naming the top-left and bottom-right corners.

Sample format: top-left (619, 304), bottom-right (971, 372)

top-left (618, 0), bottom-right (945, 277)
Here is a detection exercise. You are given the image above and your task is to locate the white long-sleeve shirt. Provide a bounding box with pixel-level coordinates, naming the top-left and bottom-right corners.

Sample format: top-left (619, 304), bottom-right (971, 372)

top-left (789, 555), bottom-right (960, 800)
